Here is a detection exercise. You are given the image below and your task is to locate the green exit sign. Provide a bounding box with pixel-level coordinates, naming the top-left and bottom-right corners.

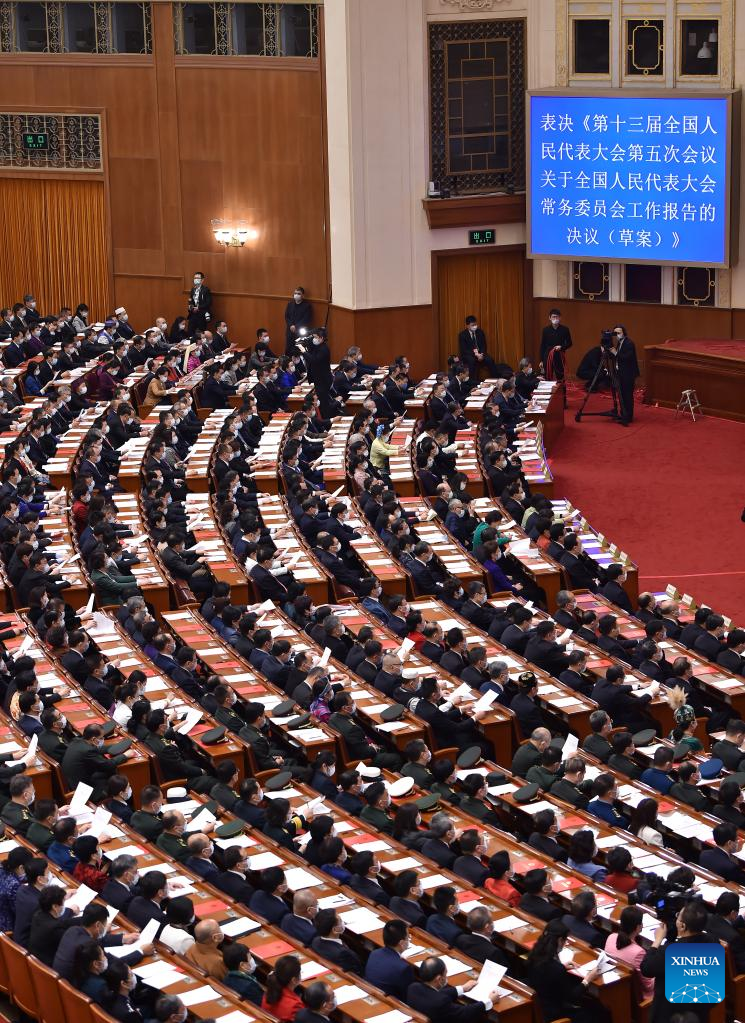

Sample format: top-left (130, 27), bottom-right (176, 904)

top-left (22, 132), bottom-right (48, 151)
top-left (469, 228), bottom-right (496, 246)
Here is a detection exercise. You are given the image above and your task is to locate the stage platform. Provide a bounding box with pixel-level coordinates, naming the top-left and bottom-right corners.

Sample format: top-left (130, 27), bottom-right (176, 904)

top-left (644, 337), bottom-right (745, 421)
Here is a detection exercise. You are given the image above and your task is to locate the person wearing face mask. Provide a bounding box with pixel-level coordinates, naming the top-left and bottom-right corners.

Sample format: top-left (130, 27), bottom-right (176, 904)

top-left (539, 307), bottom-right (573, 383)
top-left (348, 850), bottom-right (390, 906)
top-left (155, 896), bottom-right (196, 957)
top-left (100, 854), bottom-right (140, 913)
top-left (184, 833), bottom-right (219, 881)
top-left (608, 323), bottom-right (639, 426)
top-left (222, 942), bottom-right (263, 1007)
top-left (101, 959), bottom-right (144, 1023)
top-left (54, 901), bottom-right (147, 980)
top-left (293, 981), bottom-right (337, 1023)
top-left (365, 919), bottom-right (414, 1000)
top-left (28, 883), bottom-right (76, 966)
top-left (1, 775), bottom-right (36, 835)
top-left (515, 356), bottom-right (540, 399)
top-left (401, 738), bottom-right (434, 789)
top-left (284, 286), bottom-right (313, 353)
top-left (187, 271), bottom-right (211, 332)
top-left (308, 908), bottom-right (361, 974)
top-left (313, 532), bottom-right (375, 598)
top-left (113, 306), bottom-right (135, 340)
top-left (280, 890), bottom-right (319, 944)
top-left (61, 722), bottom-right (131, 802)
top-left (458, 315), bottom-right (504, 380)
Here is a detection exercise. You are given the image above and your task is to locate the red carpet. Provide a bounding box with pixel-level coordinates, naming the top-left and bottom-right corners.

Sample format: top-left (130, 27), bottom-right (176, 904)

top-left (548, 388), bottom-right (745, 622)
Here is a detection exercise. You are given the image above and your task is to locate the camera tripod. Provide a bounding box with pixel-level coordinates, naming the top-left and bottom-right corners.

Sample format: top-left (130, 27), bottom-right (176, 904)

top-left (575, 344), bottom-right (627, 423)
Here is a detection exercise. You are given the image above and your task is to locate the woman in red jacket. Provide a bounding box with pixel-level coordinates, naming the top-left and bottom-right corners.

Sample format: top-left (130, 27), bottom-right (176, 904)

top-left (261, 955), bottom-right (303, 1022)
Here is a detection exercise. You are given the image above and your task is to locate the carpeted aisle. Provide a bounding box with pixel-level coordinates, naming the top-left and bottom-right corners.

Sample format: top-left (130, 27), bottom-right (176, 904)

top-left (548, 387), bottom-right (745, 621)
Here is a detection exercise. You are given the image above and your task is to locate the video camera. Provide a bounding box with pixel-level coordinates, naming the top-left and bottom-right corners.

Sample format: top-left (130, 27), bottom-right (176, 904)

top-left (631, 870), bottom-right (702, 925)
top-left (600, 329), bottom-right (615, 348)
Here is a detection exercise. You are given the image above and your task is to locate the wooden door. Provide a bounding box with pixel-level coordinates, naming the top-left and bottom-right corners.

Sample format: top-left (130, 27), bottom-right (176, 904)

top-left (435, 248), bottom-right (526, 371)
top-left (0, 177), bottom-right (110, 319)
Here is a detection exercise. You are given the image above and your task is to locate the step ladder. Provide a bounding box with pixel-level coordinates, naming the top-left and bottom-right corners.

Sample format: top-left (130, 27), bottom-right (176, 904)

top-left (675, 389), bottom-right (703, 421)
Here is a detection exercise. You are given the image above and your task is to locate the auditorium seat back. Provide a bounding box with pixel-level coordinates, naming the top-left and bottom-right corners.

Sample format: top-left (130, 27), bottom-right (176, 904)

top-left (0, 932), bottom-right (39, 1019)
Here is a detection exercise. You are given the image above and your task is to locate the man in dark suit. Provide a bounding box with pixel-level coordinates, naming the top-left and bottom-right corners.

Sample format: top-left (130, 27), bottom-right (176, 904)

top-left (539, 308), bottom-right (572, 380)
top-left (519, 868), bottom-right (562, 921)
top-left (311, 909), bottom-right (363, 974)
top-left (455, 907), bottom-right (508, 966)
top-left (452, 829), bottom-right (489, 886)
top-left (421, 815), bottom-right (458, 869)
top-left (281, 891), bottom-right (318, 944)
top-left (125, 871), bottom-right (169, 931)
top-left (188, 271), bottom-right (212, 332)
top-left (712, 720), bottom-right (745, 771)
top-left (610, 325), bottom-right (640, 425)
top-left (214, 847), bottom-right (255, 906)
top-left (524, 620), bottom-right (571, 677)
top-left (294, 981), bottom-right (338, 1023)
top-left (699, 824), bottom-right (745, 883)
top-left (407, 956), bottom-right (496, 1023)
top-left (100, 855), bottom-right (139, 912)
top-left (560, 533), bottom-right (599, 591)
top-left (599, 563), bottom-right (633, 613)
top-left (458, 316), bottom-right (503, 378)
top-left (706, 892), bottom-right (745, 973)
top-left (161, 533), bottom-right (214, 598)
top-left (596, 614), bottom-right (638, 661)
top-left (364, 920), bottom-right (414, 1001)
top-left (694, 614), bottom-right (728, 661)
top-left (717, 629), bottom-right (745, 674)
top-left (409, 542), bottom-right (445, 595)
top-left (591, 666), bottom-right (653, 732)
top-left (559, 650), bottom-right (594, 697)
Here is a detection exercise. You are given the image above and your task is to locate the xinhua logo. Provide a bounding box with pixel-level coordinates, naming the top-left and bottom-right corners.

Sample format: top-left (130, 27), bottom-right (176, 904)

top-left (665, 943), bottom-right (725, 1004)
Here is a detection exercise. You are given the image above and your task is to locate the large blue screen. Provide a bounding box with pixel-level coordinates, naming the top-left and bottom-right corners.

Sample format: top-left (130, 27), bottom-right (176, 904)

top-left (528, 93), bottom-right (731, 265)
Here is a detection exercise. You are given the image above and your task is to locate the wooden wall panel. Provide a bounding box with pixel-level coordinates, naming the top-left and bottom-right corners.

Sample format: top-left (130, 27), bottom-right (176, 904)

top-left (0, 35), bottom-right (327, 330)
top-left (327, 305), bottom-right (435, 377)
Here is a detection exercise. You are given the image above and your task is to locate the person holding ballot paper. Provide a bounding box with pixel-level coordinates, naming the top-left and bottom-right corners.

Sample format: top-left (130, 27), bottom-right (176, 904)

top-left (407, 955), bottom-right (502, 1023)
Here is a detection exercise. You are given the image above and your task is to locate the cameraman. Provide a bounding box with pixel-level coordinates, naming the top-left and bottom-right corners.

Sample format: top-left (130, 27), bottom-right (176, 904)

top-left (609, 324), bottom-right (640, 426)
top-left (641, 901), bottom-right (721, 1023)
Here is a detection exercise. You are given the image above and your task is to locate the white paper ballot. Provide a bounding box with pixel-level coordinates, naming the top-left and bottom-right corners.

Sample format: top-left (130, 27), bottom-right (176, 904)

top-left (22, 734), bottom-right (38, 765)
top-left (368, 1011), bottom-right (411, 1023)
top-left (284, 866), bottom-right (324, 889)
top-left (472, 689), bottom-right (498, 715)
top-left (85, 806), bottom-right (113, 838)
top-left (319, 647), bottom-right (331, 666)
top-left (563, 733), bottom-right (579, 757)
top-left (17, 636), bottom-right (33, 656)
top-left (334, 985), bottom-right (367, 1006)
top-left (465, 960), bottom-right (507, 1002)
top-left (220, 917), bottom-right (262, 937)
top-left (179, 985), bottom-right (219, 1007)
top-left (69, 781), bottom-right (94, 814)
top-left (492, 915), bottom-right (527, 934)
top-left (300, 961), bottom-right (328, 980)
top-left (397, 638), bottom-right (415, 661)
top-left (177, 708), bottom-right (203, 734)
top-left (218, 1012), bottom-right (254, 1023)
top-left (76, 594), bottom-right (95, 616)
top-left (65, 883), bottom-right (97, 912)
top-left (185, 808), bottom-right (216, 832)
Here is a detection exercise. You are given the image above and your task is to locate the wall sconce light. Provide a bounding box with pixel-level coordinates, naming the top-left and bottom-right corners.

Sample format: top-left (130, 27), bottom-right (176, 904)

top-left (211, 219), bottom-right (259, 247)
